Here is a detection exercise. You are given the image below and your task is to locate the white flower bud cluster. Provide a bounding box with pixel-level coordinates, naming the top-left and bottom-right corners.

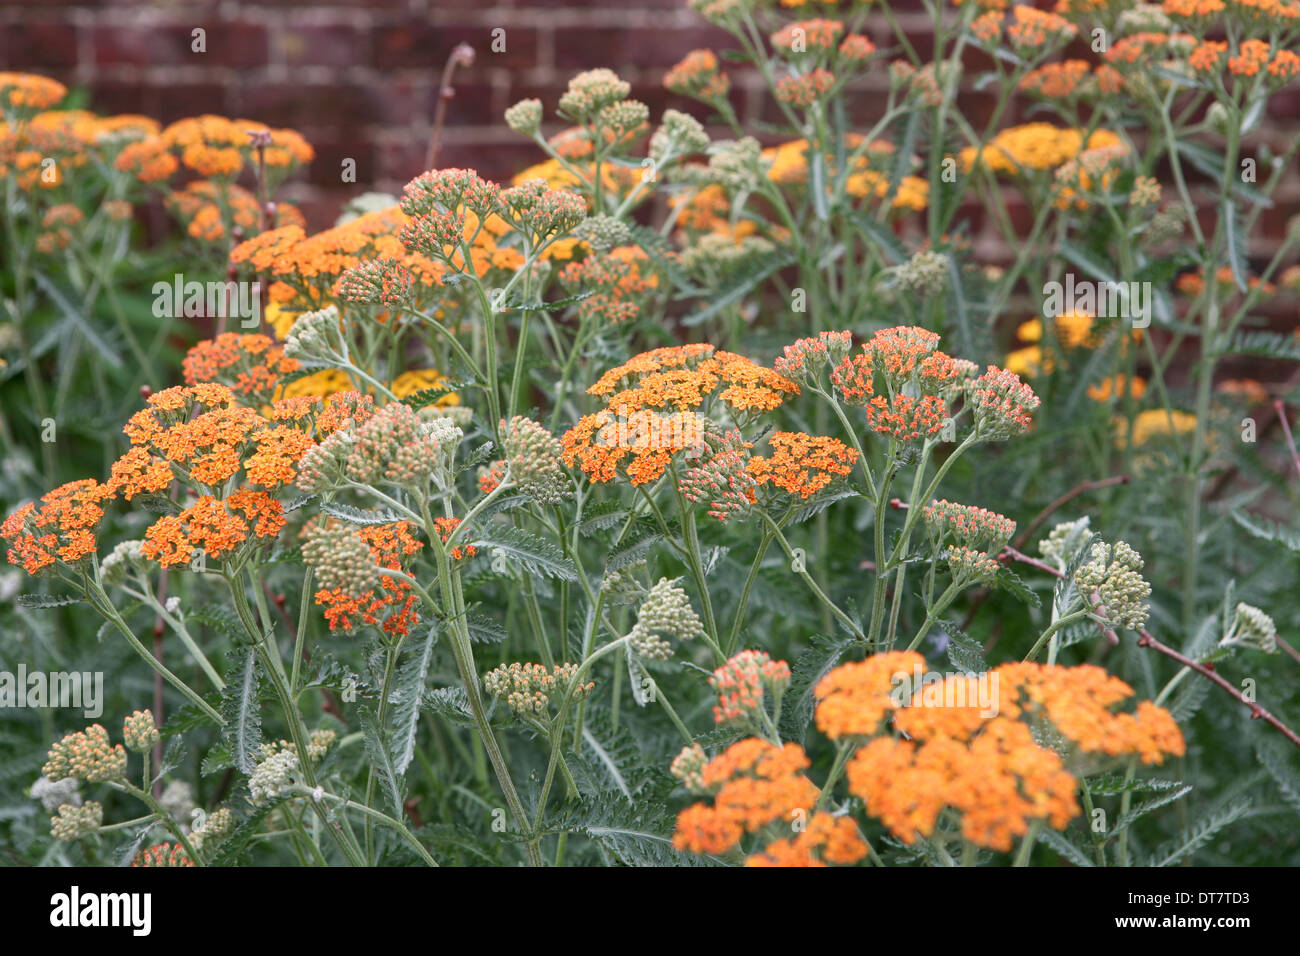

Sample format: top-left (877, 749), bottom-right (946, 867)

top-left (1227, 603), bottom-right (1278, 654)
top-left (100, 539), bottom-right (145, 587)
top-left (189, 806), bottom-right (234, 854)
top-left (283, 305), bottom-right (344, 363)
top-left (574, 215), bottom-right (632, 253)
top-left (651, 109), bottom-right (709, 163)
top-left (501, 416), bottom-right (571, 504)
top-left (1076, 541), bottom-right (1151, 631)
top-left (300, 520), bottom-right (378, 598)
top-left (249, 749), bottom-right (299, 805)
top-left (628, 578), bottom-right (707, 660)
top-left (895, 250), bottom-right (950, 297)
top-left (50, 800), bottom-right (102, 841)
top-left (1037, 516), bottom-right (1092, 570)
top-left (505, 98), bottom-right (543, 136)
top-left (670, 743), bottom-right (709, 794)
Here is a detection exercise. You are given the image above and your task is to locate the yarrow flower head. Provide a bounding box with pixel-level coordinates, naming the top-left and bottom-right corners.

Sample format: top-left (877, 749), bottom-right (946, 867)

top-left (300, 519), bottom-right (380, 598)
top-left (573, 214), bottom-right (632, 252)
top-left (558, 69), bottom-right (632, 120)
top-left (499, 416), bottom-right (571, 504)
top-left (709, 650), bottom-right (792, 728)
top-left (483, 661), bottom-right (594, 716)
top-left (131, 842), bottom-right (195, 867)
top-left (283, 305), bottom-right (344, 362)
top-left (746, 431), bottom-right (858, 498)
top-left (1075, 540), bottom-right (1151, 630)
top-left (672, 739), bottom-right (820, 856)
top-left (1226, 602), bottom-right (1277, 654)
top-left (814, 651), bottom-right (925, 740)
top-left (336, 258), bottom-right (414, 307)
top-left (678, 428), bottom-right (757, 521)
top-left (249, 748), bottom-right (299, 805)
top-left (670, 743), bottom-right (709, 793)
top-left (773, 330), bottom-right (853, 385)
top-left (2, 479), bottom-right (115, 575)
top-left (499, 179), bottom-right (588, 245)
top-left (969, 365), bottom-right (1040, 440)
top-left (923, 499), bottom-right (1016, 552)
top-left (50, 801), bottom-right (103, 842)
top-left (122, 710), bottom-right (160, 753)
top-left (344, 400), bottom-right (445, 488)
top-left (505, 98), bottom-right (543, 136)
top-left (628, 578), bottom-right (708, 659)
top-left (43, 724), bottom-right (127, 783)
top-left (664, 50), bottom-right (731, 102)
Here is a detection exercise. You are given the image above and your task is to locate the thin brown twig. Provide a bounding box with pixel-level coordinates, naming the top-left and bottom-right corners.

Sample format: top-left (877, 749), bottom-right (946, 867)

top-left (1012, 474), bottom-right (1131, 550)
top-left (1273, 399), bottom-right (1300, 480)
top-left (1000, 546), bottom-right (1300, 751)
top-left (425, 44), bottom-right (475, 171)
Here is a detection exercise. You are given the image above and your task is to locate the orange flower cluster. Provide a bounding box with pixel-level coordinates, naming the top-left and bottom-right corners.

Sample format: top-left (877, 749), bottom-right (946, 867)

top-left (1006, 6), bottom-right (1077, 50)
top-left (1018, 60), bottom-right (1093, 98)
top-left (775, 69), bottom-right (836, 106)
top-left (816, 656), bottom-right (1187, 851)
top-left (745, 811), bottom-right (869, 866)
top-left (848, 715), bottom-right (1079, 851)
top-left (814, 650), bottom-right (924, 739)
top-left (771, 19), bottom-right (845, 52)
top-left (0, 73), bottom-right (67, 114)
top-left (155, 114), bottom-right (313, 180)
top-left (121, 384), bottom-right (316, 493)
top-left (672, 739), bottom-right (821, 855)
top-left (745, 431), bottom-right (858, 498)
top-left (165, 180), bottom-right (305, 242)
top-left (432, 516), bottom-right (476, 561)
top-left (314, 523), bottom-right (424, 636)
top-left (663, 49), bottom-right (731, 101)
top-left (182, 333), bottom-right (300, 403)
top-left (140, 490), bottom-right (286, 567)
top-left (563, 346), bottom-right (797, 485)
top-left (2, 108), bottom-right (158, 190)
top-left (562, 408), bottom-right (707, 485)
top-left (2, 480), bottom-right (114, 574)
top-left (557, 246), bottom-right (658, 325)
top-left (230, 205), bottom-right (467, 309)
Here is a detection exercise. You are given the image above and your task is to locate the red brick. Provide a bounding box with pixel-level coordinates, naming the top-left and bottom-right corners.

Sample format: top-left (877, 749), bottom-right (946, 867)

top-left (279, 24), bottom-right (367, 68)
top-left (553, 26), bottom-right (732, 69)
top-left (4, 21), bottom-right (81, 70)
top-left (236, 81), bottom-right (396, 128)
top-left (155, 82), bottom-right (232, 122)
top-left (93, 22), bottom-right (268, 69)
top-left (373, 22), bottom-right (538, 70)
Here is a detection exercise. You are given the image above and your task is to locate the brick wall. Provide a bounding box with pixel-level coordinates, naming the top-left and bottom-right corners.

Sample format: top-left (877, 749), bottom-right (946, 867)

top-left (3, 0), bottom-right (1299, 255)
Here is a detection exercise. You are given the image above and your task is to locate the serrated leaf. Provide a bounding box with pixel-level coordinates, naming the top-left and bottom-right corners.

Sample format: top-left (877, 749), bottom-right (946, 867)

top-left (474, 525), bottom-right (578, 580)
top-left (220, 647), bottom-right (263, 774)
top-left (15, 593), bottom-right (83, 609)
top-left (359, 703), bottom-right (404, 817)
top-left (1145, 799), bottom-right (1252, 867)
top-left (1108, 783), bottom-right (1193, 837)
top-left (1231, 510), bottom-right (1300, 553)
top-left (995, 567), bottom-right (1041, 608)
top-left (422, 686), bottom-right (476, 728)
top-left (320, 501), bottom-right (405, 525)
top-left (390, 623), bottom-right (440, 777)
